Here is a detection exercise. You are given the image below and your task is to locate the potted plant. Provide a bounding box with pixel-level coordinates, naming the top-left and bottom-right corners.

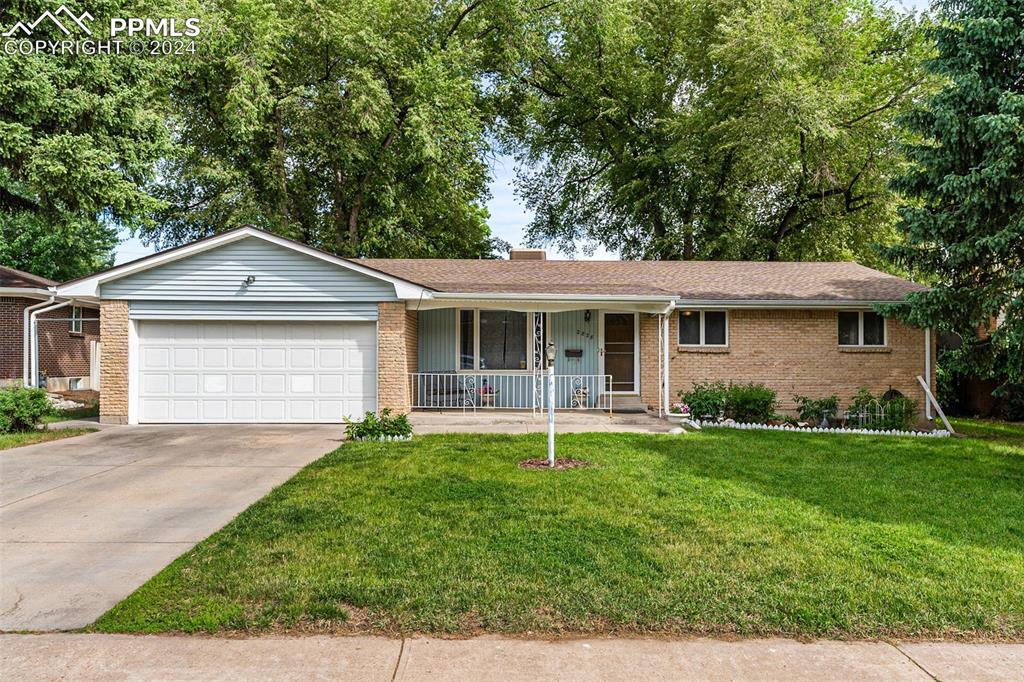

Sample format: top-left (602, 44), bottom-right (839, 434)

top-left (666, 402), bottom-right (690, 424)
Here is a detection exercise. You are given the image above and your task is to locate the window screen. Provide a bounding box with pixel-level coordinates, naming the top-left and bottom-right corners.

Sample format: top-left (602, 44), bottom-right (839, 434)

top-left (838, 312), bottom-right (860, 346)
top-left (704, 311), bottom-right (727, 345)
top-left (459, 310), bottom-right (474, 369)
top-left (862, 312), bottom-right (885, 346)
top-left (478, 311), bottom-right (528, 370)
top-left (678, 311), bottom-right (701, 344)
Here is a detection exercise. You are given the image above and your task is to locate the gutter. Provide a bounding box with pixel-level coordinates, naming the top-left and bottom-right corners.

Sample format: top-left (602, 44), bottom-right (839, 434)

top-left (428, 292), bottom-right (677, 303)
top-left (673, 299), bottom-right (910, 308)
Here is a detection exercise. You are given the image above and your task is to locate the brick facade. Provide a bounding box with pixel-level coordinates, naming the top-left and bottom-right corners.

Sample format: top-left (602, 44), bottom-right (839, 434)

top-left (1, 296), bottom-right (99, 387)
top-left (376, 301), bottom-right (417, 413)
top-left (99, 300), bottom-right (129, 424)
top-left (639, 309), bottom-right (936, 417)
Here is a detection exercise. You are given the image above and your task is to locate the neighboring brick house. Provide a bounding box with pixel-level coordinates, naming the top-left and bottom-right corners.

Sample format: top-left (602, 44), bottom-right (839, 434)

top-left (1, 265), bottom-right (100, 390)
top-left (55, 226), bottom-right (936, 426)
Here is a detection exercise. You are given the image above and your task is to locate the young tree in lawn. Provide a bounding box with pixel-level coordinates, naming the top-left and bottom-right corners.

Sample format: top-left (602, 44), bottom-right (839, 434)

top-left (886, 0), bottom-right (1023, 398)
top-left (143, 0), bottom-right (526, 258)
top-left (501, 0), bottom-right (930, 263)
top-left (0, 1), bottom-right (170, 280)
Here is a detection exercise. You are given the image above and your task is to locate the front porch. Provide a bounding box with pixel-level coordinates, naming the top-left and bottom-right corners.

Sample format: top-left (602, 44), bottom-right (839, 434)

top-left (406, 299), bottom-right (676, 416)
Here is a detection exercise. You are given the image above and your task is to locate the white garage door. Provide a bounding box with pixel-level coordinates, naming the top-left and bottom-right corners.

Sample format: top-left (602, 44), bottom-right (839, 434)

top-left (137, 321), bottom-right (377, 423)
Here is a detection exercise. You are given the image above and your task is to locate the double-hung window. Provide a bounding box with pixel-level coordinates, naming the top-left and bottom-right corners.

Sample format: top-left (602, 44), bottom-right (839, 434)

top-left (838, 311), bottom-right (886, 347)
top-left (678, 310), bottom-right (728, 346)
top-left (69, 306), bottom-right (83, 334)
top-left (459, 309), bottom-right (532, 371)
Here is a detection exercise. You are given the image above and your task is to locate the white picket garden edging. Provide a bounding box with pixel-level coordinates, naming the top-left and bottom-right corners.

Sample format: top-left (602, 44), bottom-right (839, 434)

top-left (695, 420), bottom-right (950, 438)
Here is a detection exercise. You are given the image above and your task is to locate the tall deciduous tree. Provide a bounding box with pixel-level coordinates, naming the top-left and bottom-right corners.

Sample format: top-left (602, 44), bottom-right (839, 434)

top-left (144, 0), bottom-right (525, 258)
top-left (503, 0), bottom-right (930, 262)
top-left (0, 0), bottom-right (169, 280)
top-left (886, 0), bottom-right (1023, 393)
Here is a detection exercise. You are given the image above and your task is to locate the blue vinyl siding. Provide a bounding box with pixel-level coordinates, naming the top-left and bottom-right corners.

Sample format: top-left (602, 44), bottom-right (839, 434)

top-left (550, 309), bottom-right (599, 375)
top-left (101, 237), bottom-right (397, 302)
top-left (417, 308), bottom-right (456, 372)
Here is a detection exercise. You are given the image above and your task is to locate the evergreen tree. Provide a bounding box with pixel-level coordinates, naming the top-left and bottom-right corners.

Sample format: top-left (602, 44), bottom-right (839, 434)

top-left (887, 0), bottom-right (1023, 400)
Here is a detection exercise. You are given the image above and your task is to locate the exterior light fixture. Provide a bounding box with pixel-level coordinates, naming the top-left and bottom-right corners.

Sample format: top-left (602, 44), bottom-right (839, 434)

top-left (243, 275), bottom-right (256, 287)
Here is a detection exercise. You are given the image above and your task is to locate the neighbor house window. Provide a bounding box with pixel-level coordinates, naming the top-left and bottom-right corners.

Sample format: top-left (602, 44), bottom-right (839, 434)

top-left (70, 306), bottom-right (82, 334)
top-left (458, 309), bottom-right (532, 371)
top-left (838, 311), bottom-right (886, 347)
top-left (678, 310), bottom-right (727, 346)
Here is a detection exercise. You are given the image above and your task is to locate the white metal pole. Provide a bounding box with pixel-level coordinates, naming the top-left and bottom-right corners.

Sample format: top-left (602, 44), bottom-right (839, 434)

top-left (662, 312), bottom-right (670, 415)
top-left (547, 362), bottom-right (555, 467)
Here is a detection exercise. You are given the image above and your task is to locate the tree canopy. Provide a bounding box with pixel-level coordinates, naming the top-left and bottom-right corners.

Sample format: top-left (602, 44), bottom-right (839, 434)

top-left (885, 0), bottom-right (1023, 390)
top-left (0, 0), bottom-right (169, 280)
top-left (137, 0), bottom-right (531, 258)
top-left (502, 0), bottom-right (932, 263)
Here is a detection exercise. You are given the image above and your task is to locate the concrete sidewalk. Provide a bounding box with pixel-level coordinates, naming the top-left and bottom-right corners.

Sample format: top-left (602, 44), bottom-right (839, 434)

top-left (2, 634), bottom-right (1021, 681)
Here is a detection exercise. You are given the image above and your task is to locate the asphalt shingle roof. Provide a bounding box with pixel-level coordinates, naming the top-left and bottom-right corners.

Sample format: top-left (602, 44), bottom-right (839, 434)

top-left (357, 259), bottom-right (926, 302)
top-left (0, 265), bottom-right (56, 289)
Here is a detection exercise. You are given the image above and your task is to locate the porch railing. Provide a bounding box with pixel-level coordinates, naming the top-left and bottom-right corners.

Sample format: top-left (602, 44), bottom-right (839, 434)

top-left (409, 373), bottom-right (612, 413)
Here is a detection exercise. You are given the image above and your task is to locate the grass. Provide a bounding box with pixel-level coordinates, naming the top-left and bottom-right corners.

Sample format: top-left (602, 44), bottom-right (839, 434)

top-left (0, 427), bottom-right (96, 451)
top-left (93, 429), bottom-right (1024, 640)
top-left (950, 417), bottom-right (1024, 449)
top-left (41, 404), bottom-right (99, 423)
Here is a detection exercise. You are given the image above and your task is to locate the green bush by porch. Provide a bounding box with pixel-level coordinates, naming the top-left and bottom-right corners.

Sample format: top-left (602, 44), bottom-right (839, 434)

top-left (94, 430), bottom-right (1024, 639)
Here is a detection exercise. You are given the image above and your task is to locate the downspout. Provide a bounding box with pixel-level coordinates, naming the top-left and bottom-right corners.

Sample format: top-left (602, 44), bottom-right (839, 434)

top-left (924, 327), bottom-right (933, 420)
top-left (30, 299), bottom-right (72, 389)
top-left (23, 293), bottom-right (56, 387)
top-left (656, 314), bottom-right (664, 417)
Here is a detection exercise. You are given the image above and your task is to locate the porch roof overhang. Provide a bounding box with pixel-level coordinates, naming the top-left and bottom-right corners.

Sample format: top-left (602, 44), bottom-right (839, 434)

top-left (409, 292), bottom-right (676, 314)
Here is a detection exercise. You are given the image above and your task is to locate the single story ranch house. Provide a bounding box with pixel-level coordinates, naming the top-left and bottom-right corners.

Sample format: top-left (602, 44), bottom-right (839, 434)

top-left (53, 226), bottom-right (935, 425)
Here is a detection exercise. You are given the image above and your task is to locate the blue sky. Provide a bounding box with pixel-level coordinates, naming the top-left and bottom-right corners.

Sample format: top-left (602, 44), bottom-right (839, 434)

top-left (115, 0), bottom-right (931, 265)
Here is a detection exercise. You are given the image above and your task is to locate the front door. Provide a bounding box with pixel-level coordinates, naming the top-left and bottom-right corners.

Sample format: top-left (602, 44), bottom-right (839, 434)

top-left (603, 313), bottom-right (636, 393)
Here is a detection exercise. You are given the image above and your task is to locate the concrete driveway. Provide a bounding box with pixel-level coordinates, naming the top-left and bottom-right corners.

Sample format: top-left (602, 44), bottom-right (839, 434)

top-left (0, 424), bottom-right (342, 631)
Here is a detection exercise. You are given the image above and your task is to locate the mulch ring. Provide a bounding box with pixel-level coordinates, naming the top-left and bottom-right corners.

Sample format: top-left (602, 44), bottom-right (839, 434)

top-left (519, 458), bottom-right (591, 470)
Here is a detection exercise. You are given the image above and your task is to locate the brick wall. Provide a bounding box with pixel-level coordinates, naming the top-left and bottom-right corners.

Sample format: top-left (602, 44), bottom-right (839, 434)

top-left (639, 309), bottom-right (936, 416)
top-left (99, 300), bottom-right (129, 424)
top-left (37, 306), bottom-right (99, 379)
top-left (1, 297), bottom-right (100, 384)
top-left (377, 301), bottom-right (415, 412)
top-left (0, 297), bottom-right (28, 381)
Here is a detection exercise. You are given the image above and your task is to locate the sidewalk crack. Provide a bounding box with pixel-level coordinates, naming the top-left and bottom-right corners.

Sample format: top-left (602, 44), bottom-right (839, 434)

top-left (890, 642), bottom-right (940, 681)
top-left (391, 637), bottom-right (406, 682)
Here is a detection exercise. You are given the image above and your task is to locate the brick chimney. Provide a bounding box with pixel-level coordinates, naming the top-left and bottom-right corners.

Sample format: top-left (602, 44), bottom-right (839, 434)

top-left (509, 248), bottom-right (547, 261)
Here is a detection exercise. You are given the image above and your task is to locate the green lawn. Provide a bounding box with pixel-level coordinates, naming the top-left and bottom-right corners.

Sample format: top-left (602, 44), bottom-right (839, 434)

top-left (94, 429), bottom-right (1024, 639)
top-left (0, 428), bottom-right (96, 451)
top-left (42, 404), bottom-right (100, 423)
top-left (951, 417), bottom-right (1024, 449)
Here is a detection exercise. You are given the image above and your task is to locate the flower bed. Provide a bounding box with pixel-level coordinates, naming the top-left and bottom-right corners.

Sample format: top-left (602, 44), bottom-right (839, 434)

top-left (695, 420), bottom-right (949, 437)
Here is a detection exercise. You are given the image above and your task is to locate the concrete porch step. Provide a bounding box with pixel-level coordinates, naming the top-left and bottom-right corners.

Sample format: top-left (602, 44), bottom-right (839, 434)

top-left (598, 394), bottom-right (648, 413)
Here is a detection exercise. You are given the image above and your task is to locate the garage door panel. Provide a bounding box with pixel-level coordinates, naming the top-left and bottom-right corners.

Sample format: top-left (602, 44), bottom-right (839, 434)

top-left (138, 321), bottom-right (377, 423)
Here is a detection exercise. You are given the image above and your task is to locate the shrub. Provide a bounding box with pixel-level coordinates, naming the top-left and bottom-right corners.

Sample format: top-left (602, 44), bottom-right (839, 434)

top-left (792, 394), bottom-right (839, 423)
top-left (677, 381), bottom-right (727, 420)
top-left (724, 382), bottom-right (778, 423)
top-left (344, 408), bottom-right (413, 441)
top-left (0, 387), bottom-right (52, 433)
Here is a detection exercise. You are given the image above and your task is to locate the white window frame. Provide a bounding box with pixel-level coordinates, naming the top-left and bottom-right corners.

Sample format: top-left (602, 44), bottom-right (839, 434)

top-left (838, 310), bottom-right (887, 347)
top-left (70, 306), bottom-right (83, 334)
top-left (677, 309), bottom-right (728, 347)
top-left (456, 309), bottom-right (536, 373)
